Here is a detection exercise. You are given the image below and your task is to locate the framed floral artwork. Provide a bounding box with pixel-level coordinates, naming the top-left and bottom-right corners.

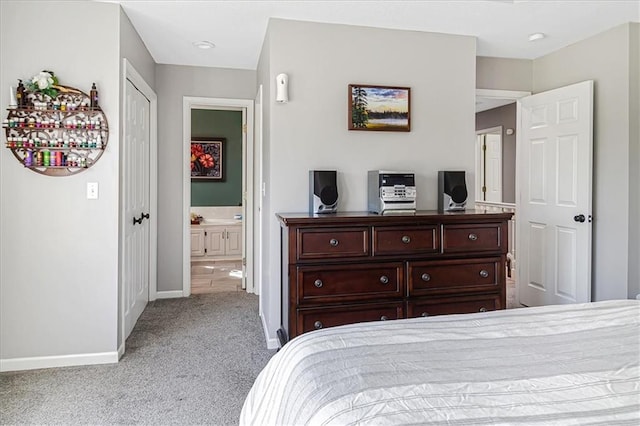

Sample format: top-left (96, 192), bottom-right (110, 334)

top-left (191, 138), bottom-right (223, 180)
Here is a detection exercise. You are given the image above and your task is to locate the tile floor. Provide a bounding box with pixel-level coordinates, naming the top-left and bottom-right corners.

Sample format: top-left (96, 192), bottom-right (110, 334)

top-left (191, 259), bottom-right (243, 294)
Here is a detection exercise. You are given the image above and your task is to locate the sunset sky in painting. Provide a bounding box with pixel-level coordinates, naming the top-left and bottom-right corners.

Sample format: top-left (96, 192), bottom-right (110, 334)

top-left (365, 87), bottom-right (409, 113)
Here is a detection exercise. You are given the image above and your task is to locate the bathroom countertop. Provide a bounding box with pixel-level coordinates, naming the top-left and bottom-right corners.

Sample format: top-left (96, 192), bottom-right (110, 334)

top-left (192, 219), bottom-right (242, 226)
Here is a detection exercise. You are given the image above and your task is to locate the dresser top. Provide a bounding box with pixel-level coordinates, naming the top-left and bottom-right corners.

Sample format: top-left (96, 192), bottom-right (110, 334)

top-left (277, 209), bottom-right (513, 226)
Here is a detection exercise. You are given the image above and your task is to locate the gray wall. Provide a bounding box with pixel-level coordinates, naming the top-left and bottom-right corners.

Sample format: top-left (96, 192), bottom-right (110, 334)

top-left (629, 23), bottom-right (640, 299)
top-left (258, 18), bottom-right (476, 341)
top-left (155, 65), bottom-right (256, 292)
top-left (532, 23), bottom-right (638, 301)
top-left (476, 56), bottom-right (532, 91)
top-left (475, 103), bottom-right (517, 203)
top-left (1, 1), bottom-right (121, 362)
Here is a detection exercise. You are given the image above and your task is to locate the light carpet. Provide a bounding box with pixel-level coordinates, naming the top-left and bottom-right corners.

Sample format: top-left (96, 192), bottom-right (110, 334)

top-left (0, 292), bottom-right (275, 425)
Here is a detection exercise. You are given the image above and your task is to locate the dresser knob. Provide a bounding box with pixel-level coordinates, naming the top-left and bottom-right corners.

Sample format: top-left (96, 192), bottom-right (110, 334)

top-left (421, 312), bottom-right (429, 317)
top-left (421, 273), bottom-right (431, 282)
top-left (401, 235), bottom-right (411, 244)
top-left (379, 275), bottom-right (389, 284)
top-left (314, 321), bottom-right (323, 329)
top-left (468, 233), bottom-right (478, 241)
top-left (314, 279), bottom-right (323, 288)
top-left (329, 238), bottom-right (339, 247)
top-left (479, 269), bottom-right (489, 278)
top-left (380, 315), bottom-right (388, 321)
top-left (479, 307), bottom-right (487, 312)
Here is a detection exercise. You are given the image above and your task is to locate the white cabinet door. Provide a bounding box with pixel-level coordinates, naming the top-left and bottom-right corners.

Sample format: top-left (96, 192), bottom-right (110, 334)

top-left (205, 226), bottom-right (225, 256)
top-left (225, 225), bottom-right (242, 256)
top-left (191, 229), bottom-right (205, 257)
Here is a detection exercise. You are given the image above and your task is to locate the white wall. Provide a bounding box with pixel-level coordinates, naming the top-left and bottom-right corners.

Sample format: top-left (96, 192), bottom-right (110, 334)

top-left (258, 19), bottom-right (476, 342)
top-left (155, 65), bottom-right (256, 292)
top-left (629, 23), bottom-right (640, 299)
top-left (0, 1), bottom-right (122, 369)
top-left (533, 23), bottom-right (637, 301)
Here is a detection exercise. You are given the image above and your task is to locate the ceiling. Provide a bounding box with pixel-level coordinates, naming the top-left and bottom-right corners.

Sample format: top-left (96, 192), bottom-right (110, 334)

top-left (100, 0), bottom-right (639, 70)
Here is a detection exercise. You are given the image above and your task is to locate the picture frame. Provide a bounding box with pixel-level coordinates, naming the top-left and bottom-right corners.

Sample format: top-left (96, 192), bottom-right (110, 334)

top-left (348, 84), bottom-right (411, 132)
top-left (191, 138), bottom-right (223, 180)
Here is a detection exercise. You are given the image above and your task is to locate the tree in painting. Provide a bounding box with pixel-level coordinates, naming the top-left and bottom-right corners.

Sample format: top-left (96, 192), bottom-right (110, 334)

top-left (351, 86), bottom-right (369, 128)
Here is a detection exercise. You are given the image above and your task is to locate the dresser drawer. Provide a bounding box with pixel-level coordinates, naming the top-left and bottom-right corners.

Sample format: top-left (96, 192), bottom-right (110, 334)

top-left (298, 302), bottom-right (404, 334)
top-left (407, 258), bottom-right (500, 296)
top-left (442, 223), bottom-right (503, 253)
top-left (297, 227), bottom-right (370, 260)
top-left (407, 294), bottom-right (501, 318)
top-left (372, 226), bottom-right (439, 256)
top-left (296, 262), bottom-right (404, 304)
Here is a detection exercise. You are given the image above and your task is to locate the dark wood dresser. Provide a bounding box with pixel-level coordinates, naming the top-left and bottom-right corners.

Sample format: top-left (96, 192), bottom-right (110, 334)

top-left (276, 210), bottom-right (512, 345)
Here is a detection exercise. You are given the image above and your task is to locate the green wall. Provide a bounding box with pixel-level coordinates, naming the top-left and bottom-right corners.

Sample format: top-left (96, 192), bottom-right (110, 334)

top-left (191, 109), bottom-right (242, 206)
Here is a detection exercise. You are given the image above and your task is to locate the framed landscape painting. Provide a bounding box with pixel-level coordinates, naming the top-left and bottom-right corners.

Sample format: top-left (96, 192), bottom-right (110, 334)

top-left (349, 84), bottom-right (411, 132)
top-left (191, 138), bottom-right (223, 180)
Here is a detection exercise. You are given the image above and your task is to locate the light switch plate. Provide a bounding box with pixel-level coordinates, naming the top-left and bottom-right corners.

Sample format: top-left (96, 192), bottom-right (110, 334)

top-left (87, 182), bottom-right (99, 199)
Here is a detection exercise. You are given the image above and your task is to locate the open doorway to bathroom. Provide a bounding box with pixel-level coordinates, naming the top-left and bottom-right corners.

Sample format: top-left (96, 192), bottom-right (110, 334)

top-left (182, 97), bottom-right (256, 299)
top-left (190, 109), bottom-right (244, 294)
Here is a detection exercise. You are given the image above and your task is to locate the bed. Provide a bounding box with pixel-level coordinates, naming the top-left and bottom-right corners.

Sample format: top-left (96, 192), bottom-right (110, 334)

top-left (240, 300), bottom-right (640, 425)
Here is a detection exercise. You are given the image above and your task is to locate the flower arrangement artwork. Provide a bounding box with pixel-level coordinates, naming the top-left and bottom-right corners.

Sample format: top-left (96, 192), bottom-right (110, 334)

top-left (191, 138), bottom-right (223, 180)
top-left (26, 70), bottom-right (59, 99)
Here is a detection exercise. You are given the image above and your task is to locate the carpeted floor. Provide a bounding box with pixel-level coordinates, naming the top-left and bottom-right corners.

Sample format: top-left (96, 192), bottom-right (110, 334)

top-left (0, 292), bottom-right (275, 425)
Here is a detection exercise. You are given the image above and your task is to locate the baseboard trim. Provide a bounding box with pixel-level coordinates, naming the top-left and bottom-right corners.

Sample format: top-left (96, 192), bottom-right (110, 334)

top-left (117, 343), bottom-right (125, 360)
top-left (0, 351), bottom-right (119, 372)
top-left (155, 290), bottom-right (185, 299)
top-left (261, 313), bottom-right (279, 350)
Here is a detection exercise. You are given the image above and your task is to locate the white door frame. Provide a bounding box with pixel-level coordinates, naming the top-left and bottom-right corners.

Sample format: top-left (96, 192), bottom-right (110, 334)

top-left (182, 97), bottom-right (255, 297)
top-left (254, 85), bottom-right (264, 304)
top-left (120, 59), bottom-right (158, 357)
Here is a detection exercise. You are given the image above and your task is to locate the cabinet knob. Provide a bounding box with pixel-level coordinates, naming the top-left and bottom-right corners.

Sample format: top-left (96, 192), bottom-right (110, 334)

top-left (421, 273), bottom-right (431, 282)
top-left (401, 235), bottom-right (411, 244)
top-left (479, 307), bottom-right (487, 312)
top-left (379, 275), bottom-right (389, 284)
top-left (380, 315), bottom-right (388, 321)
top-left (314, 279), bottom-right (323, 288)
top-left (479, 269), bottom-right (489, 278)
top-left (314, 321), bottom-right (323, 329)
top-left (421, 312), bottom-right (429, 317)
top-left (468, 233), bottom-right (478, 241)
top-left (329, 238), bottom-right (339, 247)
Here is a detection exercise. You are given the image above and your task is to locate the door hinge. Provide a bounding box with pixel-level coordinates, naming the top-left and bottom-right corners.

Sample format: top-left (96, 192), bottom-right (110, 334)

top-left (242, 123), bottom-right (247, 133)
top-left (242, 257), bottom-right (246, 266)
top-left (482, 186), bottom-right (487, 193)
top-left (482, 143), bottom-right (487, 151)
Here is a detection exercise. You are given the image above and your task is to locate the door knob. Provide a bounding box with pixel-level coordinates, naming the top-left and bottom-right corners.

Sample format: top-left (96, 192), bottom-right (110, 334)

top-left (574, 214), bottom-right (586, 223)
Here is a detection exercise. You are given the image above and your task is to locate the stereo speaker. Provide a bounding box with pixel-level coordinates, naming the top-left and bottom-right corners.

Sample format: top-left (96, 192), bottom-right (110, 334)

top-left (438, 171), bottom-right (468, 212)
top-left (309, 170), bottom-right (338, 214)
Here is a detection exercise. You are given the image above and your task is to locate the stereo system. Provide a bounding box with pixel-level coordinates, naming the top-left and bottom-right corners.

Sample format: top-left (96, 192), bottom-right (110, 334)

top-left (309, 170), bottom-right (338, 214)
top-left (368, 170), bottom-right (417, 214)
top-left (308, 169), bottom-right (468, 214)
top-left (438, 170), bottom-right (468, 212)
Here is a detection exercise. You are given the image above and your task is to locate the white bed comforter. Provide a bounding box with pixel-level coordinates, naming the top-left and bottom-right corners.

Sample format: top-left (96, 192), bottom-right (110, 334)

top-left (240, 300), bottom-right (640, 425)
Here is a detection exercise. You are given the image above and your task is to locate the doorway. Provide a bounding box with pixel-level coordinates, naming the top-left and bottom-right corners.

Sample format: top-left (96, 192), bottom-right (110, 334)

top-left (182, 97), bottom-right (256, 298)
top-left (475, 89), bottom-right (529, 308)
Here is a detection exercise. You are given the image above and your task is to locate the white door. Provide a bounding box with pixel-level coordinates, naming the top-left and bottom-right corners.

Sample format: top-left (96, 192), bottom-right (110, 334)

top-left (517, 80), bottom-right (593, 307)
top-left (476, 127), bottom-right (502, 202)
top-left (123, 79), bottom-right (151, 338)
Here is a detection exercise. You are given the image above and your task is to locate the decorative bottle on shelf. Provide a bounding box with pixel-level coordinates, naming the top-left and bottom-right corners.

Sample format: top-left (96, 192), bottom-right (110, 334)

top-left (16, 80), bottom-right (26, 108)
top-left (90, 83), bottom-right (99, 109)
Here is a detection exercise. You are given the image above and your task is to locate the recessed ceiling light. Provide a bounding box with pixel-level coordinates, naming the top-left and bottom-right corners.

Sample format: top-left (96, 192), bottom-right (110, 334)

top-left (193, 41), bottom-right (215, 49)
top-left (528, 33), bottom-right (546, 42)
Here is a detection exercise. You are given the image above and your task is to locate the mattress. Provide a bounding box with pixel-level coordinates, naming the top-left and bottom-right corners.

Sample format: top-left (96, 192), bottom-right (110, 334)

top-left (240, 300), bottom-right (640, 425)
